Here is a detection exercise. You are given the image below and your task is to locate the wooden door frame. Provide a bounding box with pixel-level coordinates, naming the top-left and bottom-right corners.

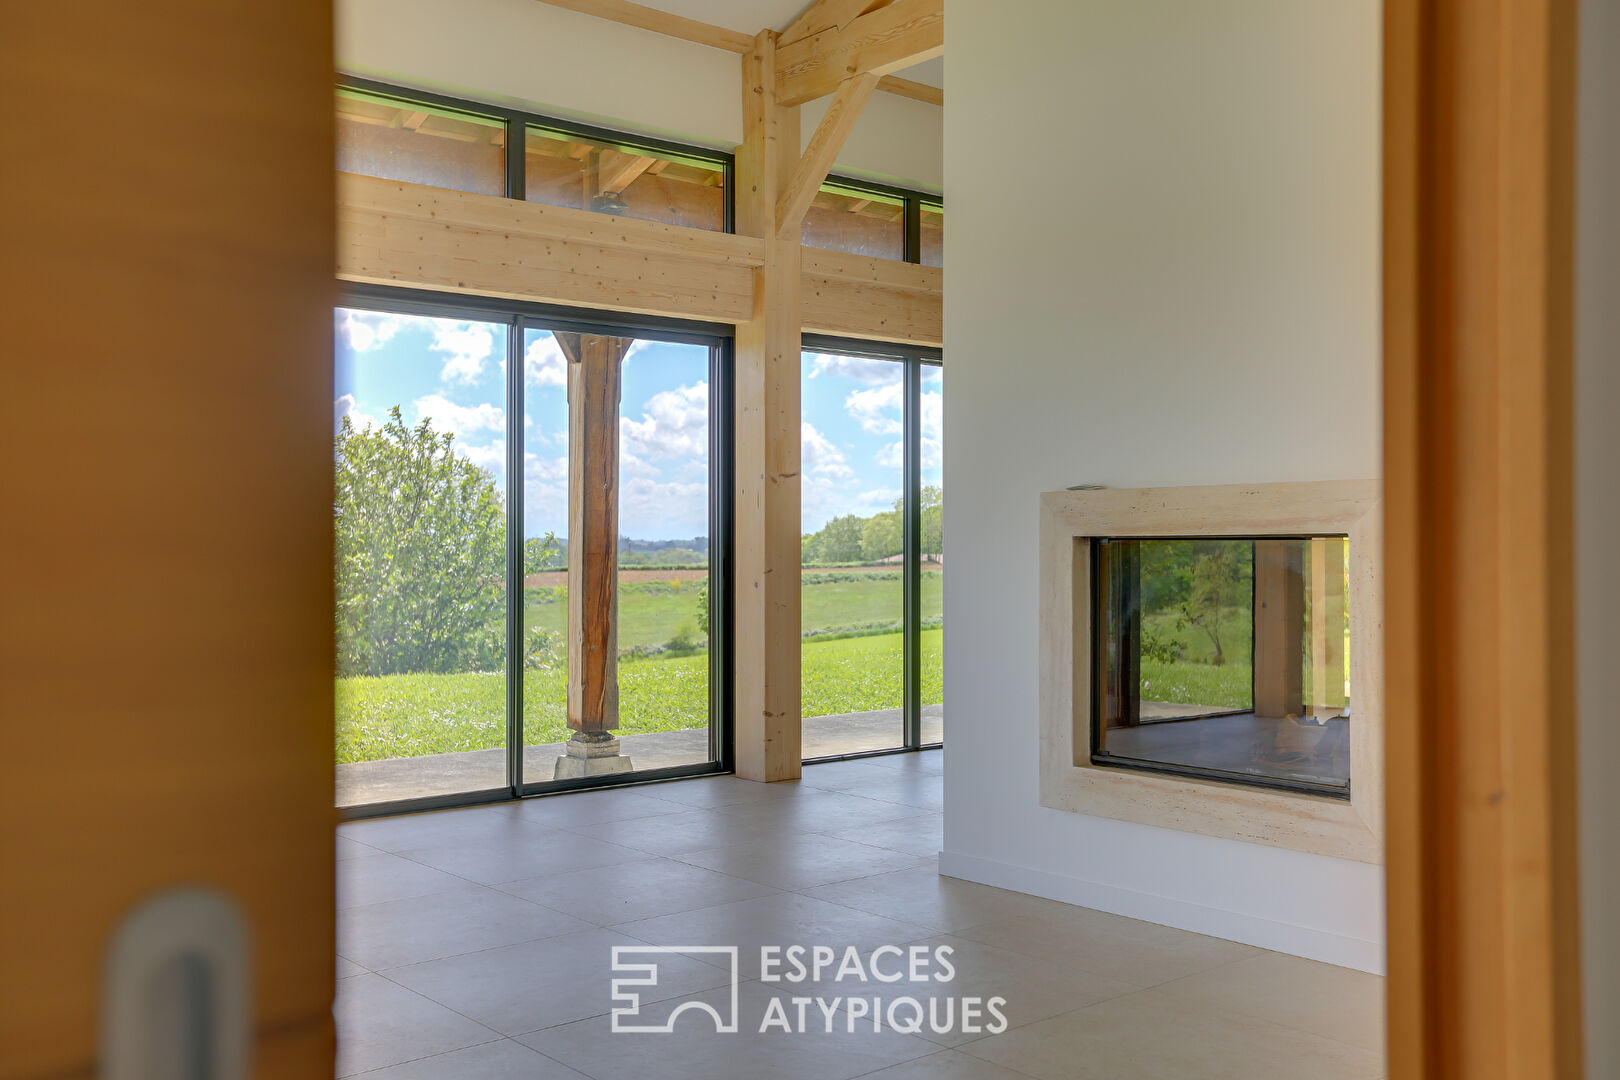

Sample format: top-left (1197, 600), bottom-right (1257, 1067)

top-left (1383, 0), bottom-right (1584, 1076)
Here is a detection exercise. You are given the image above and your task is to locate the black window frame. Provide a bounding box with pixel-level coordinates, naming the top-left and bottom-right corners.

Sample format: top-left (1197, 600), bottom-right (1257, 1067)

top-left (337, 76), bottom-right (738, 233)
top-left (800, 334), bottom-right (944, 762)
top-left (336, 282), bottom-right (736, 820)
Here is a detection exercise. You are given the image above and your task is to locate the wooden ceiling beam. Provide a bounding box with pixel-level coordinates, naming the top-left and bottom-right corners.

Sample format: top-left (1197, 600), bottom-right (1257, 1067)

top-left (774, 0), bottom-right (942, 107)
top-left (776, 72), bottom-right (880, 237)
top-left (779, 0), bottom-right (892, 47)
top-left (528, 0), bottom-right (941, 105)
top-left (600, 151), bottom-right (656, 193)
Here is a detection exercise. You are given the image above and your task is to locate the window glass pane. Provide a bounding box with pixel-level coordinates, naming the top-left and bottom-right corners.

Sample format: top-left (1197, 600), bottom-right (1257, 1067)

top-left (1092, 536), bottom-right (1351, 795)
top-left (336, 90), bottom-right (506, 196)
top-left (522, 332), bottom-right (715, 779)
top-left (920, 201), bottom-right (944, 267)
top-left (333, 309), bottom-right (509, 806)
top-left (920, 364), bottom-right (943, 742)
top-left (525, 126), bottom-right (726, 231)
top-left (801, 184), bottom-right (905, 260)
top-left (520, 329), bottom-right (570, 774)
top-left (801, 350), bottom-right (905, 756)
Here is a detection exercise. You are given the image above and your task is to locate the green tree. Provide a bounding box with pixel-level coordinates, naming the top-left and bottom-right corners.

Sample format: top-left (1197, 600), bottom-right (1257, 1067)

top-left (919, 485), bottom-right (943, 560)
top-left (335, 407), bottom-right (506, 676)
top-left (805, 513), bottom-right (866, 564)
top-left (1180, 542), bottom-right (1247, 666)
top-left (861, 510), bottom-right (903, 562)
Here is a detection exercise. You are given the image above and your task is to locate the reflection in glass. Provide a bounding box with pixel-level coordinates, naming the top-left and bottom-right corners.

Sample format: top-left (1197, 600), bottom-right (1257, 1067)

top-left (333, 309), bottom-right (509, 806)
top-left (336, 90), bottom-right (506, 196)
top-left (1093, 537), bottom-right (1351, 794)
top-left (801, 183), bottom-right (905, 260)
top-left (525, 127), bottom-right (726, 231)
top-left (919, 202), bottom-right (944, 268)
top-left (801, 351), bottom-right (905, 755)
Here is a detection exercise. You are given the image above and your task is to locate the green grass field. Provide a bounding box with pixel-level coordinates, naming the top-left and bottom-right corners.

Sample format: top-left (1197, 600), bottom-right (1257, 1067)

top-left (336, 627), bottom-right (943, 764)
top-left (522, 572), bottom-right (943, 651)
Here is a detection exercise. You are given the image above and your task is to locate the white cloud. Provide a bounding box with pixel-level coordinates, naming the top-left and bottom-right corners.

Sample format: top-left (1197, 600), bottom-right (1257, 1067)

top-left (413, 393), bottom-right (504, 439)
top-left (801, 421), bottom-right (853, 480)
top-left (336, 310), bottom-right (409, 352)
top-left (845, 380), bottom-right (904, 436)
top-left (523, 451), bottom-right (569, 532)
top-left (525, 334), bottom-right (569, 388)
top-left (620, 475), bottom-right (710, 537)
top-left (333, 393), bottom-right (381, 432)
top-left (621, 381), bottom-right (709, 463)
top-left (619, 449), bottom-right (662, 480)
top-left (457, 438), bottom-right (506, 481)
top-left (806, 352), bottom-right (902, 385)
top-left (432, 322), bottom-right (497, 385)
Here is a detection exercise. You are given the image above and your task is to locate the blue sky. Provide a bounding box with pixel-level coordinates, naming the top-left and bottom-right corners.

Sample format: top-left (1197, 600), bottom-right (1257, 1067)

top-left (335, 308), bottom-right (939, 541)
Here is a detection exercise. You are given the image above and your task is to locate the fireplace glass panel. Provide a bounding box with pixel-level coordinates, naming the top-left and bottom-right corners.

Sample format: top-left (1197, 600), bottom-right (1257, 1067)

top-left (1091, 536), bottom-right (1351, 796)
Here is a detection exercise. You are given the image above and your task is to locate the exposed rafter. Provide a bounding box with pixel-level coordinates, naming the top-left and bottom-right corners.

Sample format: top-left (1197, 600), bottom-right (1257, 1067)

top-left (779, 0), bottom-right (892, 47)
top-left (529, 0), bottom-right (941, 105)
top-left (776, 71), bottom-right (880, 236)
top-left (774, 0), bottom-right (942, 107)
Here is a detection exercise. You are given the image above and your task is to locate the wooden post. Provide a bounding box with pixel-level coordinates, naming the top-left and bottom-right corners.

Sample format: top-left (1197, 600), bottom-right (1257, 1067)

top-left (733, 30), bottom-right (804, 781)
top-left (1383, 0), bottom-right (1583, 1074)
top-left (2, 0), bottom-right (336, 1072)
top-left (1253, 539), bottom-right (1305, 719)
top-left (1309, 537), bottom-right (1348, 716)
top-left (556, 332), bottom-right (633, 776)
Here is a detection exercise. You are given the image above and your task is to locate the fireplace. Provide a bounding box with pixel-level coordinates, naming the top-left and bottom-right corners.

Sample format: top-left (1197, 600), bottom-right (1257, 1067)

top-left (1038, 482), bottom-right (1383, 862)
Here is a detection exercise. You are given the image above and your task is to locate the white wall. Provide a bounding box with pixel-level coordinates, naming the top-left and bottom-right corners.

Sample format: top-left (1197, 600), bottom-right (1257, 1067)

top-left (940, 0), bottom-right (1384, 971)
top-left (1577, 0), bottom-right (1619, 1070)
top-left (336, 0), bottom-right (943, 191)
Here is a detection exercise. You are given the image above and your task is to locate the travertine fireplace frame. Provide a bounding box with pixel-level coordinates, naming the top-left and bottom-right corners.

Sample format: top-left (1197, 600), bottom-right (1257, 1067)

top-left (1038, 481), bottom-right (1383, 863)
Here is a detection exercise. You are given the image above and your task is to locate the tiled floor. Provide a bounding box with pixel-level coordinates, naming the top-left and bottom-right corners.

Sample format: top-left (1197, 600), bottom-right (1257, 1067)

top-left (336, 706), bottom-right (946, 806)
top-left (336, 752), bottom-right (1386, 1079)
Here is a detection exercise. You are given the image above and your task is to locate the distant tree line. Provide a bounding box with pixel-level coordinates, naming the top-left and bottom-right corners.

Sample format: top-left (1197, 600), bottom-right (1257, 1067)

top-left (801, 486), bottom-right (942, 566)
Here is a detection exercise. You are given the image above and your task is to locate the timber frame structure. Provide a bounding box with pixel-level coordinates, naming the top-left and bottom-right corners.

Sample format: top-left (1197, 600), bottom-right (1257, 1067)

top-left (336, 0), bottom-right (944, 782)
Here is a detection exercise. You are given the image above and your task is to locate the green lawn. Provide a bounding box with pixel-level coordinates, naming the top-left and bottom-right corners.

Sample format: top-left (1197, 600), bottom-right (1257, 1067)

top-left (336, 627), bottom-right (943, 764)
top-left (521, 571), bottom-right (944, 653)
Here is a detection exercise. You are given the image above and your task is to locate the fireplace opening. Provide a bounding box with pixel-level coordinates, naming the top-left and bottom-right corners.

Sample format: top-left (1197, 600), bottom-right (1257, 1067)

top-left (1090, 536), bottom-right (1352, 797)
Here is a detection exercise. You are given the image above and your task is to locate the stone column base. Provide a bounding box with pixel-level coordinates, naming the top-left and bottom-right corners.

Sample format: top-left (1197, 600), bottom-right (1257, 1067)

top-left (554, 731), bottom-right (634, 779)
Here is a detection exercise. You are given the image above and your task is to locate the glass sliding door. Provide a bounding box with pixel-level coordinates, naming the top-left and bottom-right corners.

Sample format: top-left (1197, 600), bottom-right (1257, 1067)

top-left (800, 350), bottom-right (907, 756)
top-left (334, 308), bottom-right (510, 807)
top-left (520, 329), bottom-right (718, 784)
top-left (919, 362), bottom-right (944, 743)
top-left (518, 327), bottom-right (572, 782)
top-left (334, 295), bottom-right (729, 813)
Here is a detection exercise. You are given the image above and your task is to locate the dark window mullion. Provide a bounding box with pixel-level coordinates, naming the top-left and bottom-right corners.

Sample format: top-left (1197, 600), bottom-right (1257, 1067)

top-left (903, 355), bottom-right (922, 748)
top-left (505, 317), bottom-right (525, 795)
top-left (505, 120), bottom-right (525, 201)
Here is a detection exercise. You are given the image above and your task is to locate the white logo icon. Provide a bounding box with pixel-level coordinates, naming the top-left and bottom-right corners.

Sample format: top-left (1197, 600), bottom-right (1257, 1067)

top-left (610, 946), bottom-right (740, 1034)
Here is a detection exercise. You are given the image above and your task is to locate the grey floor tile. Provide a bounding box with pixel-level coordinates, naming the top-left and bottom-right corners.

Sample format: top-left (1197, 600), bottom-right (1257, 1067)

top-left (518, 981), bottom-right (939, 1080)
top-left (348, 1038), bottom-right (592, 1079)
top-left (334, 972), bottom-right (500, 1077)
top-left (802, 867), bottom-right (1075, 933)
top-left (952, 904), bottom-right (1259, 990)
top-left (676, 832), bottom-right (924, 892)
top-left (958, 992), bottom-right (1384, 1080)
top-left (496, 856), bottom-right (780, 925)
top-left (340, 882), bottom-right (595, 970)
top-left (617, 893), bottom-right (924, 980)
top-left (338, 852), bottom-right (468, 910)
top-left (395, 828), bottom-right (647, 885)
top-left (382, 928), bottom-right (735, 1036)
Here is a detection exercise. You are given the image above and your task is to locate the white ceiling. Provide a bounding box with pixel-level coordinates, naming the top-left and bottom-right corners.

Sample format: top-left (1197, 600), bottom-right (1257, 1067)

top-left (646, 0), bottom-right (945, 87)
